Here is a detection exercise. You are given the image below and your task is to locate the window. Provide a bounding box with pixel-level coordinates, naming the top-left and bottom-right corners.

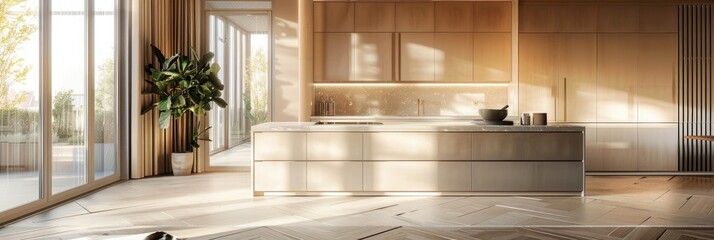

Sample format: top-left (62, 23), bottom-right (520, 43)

top-left (0, 0), bottom-right (120, 222)
top-left (207, 13), bottom-right (270, 168)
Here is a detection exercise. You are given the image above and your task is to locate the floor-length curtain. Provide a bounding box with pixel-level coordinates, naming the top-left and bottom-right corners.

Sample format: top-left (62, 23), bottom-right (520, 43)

top-left (136, 0), bottom-right (207, 177)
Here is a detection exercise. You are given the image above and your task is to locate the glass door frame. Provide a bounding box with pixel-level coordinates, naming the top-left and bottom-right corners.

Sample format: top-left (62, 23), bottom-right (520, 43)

top-left (202, 9), bottom-right (272, 172)
top-left (0, 0), bottom-right (124, 225)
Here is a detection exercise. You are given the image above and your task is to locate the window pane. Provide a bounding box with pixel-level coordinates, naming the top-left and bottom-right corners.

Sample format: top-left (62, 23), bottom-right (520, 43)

top-left (94, 0), bottom-right (116, 180)
top-left (51, 0), bottom-right (87, 194)
top-left (0, 0), bottom-right (41, 212)
top-left (210, 17), bottom-right (225, 152)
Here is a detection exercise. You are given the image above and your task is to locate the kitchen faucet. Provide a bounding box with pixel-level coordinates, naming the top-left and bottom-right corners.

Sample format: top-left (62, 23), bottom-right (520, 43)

top-left (417, 98), bottom-right (424, 116)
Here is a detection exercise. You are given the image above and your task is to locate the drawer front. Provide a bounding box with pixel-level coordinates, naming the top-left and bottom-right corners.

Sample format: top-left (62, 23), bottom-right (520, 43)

top-left (307, 133), bottom-right (362, 160)
top-left (254, 162), bottom-right (306, 191)
top-left (473, 133), bottom-right (528, 160)
top-left (364, 133), bottom-right (471, 160)
top-left (363, 162), bottom-right (471, 191)
top-left (254, 133), bottom-right (306, 161)
top-left (527, 133), bottom-right (584, 160)
top-left (307, 162), bottom-right (363, 191)
top-left (472, 162), bottom-right (583, 192)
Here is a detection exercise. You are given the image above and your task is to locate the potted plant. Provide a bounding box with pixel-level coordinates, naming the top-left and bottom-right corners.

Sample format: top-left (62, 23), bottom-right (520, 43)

top-left (142, 45), bottom-right (227, 175)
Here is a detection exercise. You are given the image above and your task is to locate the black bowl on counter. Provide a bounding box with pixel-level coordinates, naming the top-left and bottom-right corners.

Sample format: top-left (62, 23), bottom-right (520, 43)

top-left (479, 105), bottom-right (508, 121)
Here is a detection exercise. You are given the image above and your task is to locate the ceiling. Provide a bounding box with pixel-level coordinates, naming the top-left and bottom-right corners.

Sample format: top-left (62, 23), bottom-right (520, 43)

top-left (224, 14), bottom-right (269, 33)
top-left (205, 1), bottom-right (271, 10)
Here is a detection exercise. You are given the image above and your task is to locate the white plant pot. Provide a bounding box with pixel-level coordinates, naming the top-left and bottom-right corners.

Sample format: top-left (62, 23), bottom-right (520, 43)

top-left (171, 152), bottom-right (194, 176)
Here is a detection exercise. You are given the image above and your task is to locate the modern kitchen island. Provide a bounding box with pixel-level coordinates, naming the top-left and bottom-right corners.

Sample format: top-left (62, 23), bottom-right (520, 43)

top-left (252, 122), bottom-right (585, 196)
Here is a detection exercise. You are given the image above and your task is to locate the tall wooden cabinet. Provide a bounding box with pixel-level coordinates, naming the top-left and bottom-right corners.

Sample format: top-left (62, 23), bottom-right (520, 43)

top-left (597, 34), bottom-right (639, 122)
top-left (520, 3), bottom-right (679, 172)
top-left (519, 34), bottom-right (557, 119)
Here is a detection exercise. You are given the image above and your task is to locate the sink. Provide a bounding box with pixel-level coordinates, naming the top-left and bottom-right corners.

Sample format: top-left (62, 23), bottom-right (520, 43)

top-left (314, 121), bottom-right (383, 125)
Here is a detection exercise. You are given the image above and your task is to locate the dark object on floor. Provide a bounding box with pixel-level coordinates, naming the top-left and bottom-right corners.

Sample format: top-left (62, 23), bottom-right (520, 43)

top-left (145, 231), bottom-right (175, 240)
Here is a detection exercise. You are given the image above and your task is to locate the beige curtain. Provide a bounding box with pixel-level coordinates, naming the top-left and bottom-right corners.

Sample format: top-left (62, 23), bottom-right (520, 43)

top-left (136, 0), bottom-right (208, 177)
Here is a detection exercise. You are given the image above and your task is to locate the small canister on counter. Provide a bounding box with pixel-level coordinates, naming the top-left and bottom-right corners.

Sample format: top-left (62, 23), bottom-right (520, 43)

top-left (532, 113), bottom-right (547, 125)
top-left (521, 113), bottom-right (531, 125)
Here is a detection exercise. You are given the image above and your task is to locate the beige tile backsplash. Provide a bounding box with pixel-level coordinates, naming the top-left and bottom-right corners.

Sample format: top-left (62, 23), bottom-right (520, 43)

top-left (314, 85), bottom-right (509, 116)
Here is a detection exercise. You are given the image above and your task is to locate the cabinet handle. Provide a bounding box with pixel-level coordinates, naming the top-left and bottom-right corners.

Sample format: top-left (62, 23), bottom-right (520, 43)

top-left (672, 63), bottom-right (677, 103)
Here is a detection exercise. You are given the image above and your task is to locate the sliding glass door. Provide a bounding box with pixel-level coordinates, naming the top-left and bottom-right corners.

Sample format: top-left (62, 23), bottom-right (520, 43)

top-left (0, 0), bottom-right (41, 212)
top-left (207, 12), bottom-right (270, 168)
top-left (0, 0), bottom-right (120, 223)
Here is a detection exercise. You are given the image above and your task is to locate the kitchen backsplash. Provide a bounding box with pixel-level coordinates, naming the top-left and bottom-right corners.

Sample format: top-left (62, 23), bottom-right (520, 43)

top-left (314, 85), bottom-right (509, 116)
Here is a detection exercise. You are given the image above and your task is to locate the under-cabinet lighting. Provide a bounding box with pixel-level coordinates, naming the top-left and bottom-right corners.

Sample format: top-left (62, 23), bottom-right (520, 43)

top-left (312, 82), bottom-right (509, 87)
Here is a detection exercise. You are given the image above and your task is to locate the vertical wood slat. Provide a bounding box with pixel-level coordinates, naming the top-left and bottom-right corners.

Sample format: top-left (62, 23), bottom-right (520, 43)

top-left (679, 5), bottom-right (713, 172)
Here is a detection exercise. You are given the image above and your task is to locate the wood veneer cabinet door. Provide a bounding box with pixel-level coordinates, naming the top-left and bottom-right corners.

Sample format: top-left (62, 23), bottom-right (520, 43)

top-left (314, 33), bottom-right (352, 82)
top-left (558, 34), bottom-right (597, 122)
top-left (435, 33), bottom-right (473, 82)
top-left (254, 133), bottom-right (306, 161)
top-left (435, 2), bottom-right (474, 32)
top-left (363, 132), bottom-right (471, 161)
top-left (307, 133), bottom-right (362, 161)
top-left (363, 162), bottom-right (471, 191)
top-left (637, 34), bottom-right (677, 122)
top-left (307, 162), bottom-right (363, 191)
top-left (474, 33), bottom-right (511, 83)
top-left (596, 124), bottom-right (638, 171)
top-left (519, 34), bottom-right (557, 119)
top-left (639, 5), bottom-right (677, 33)
top-left (637, 124), bottom-right (677, 171)
top-left (472, 162), bottom-right (583, 192)
top-left (528, 133), bottom-right (584, 161)
top-left (395, 3), bottom-right (434, 32)
top-left (597, 5), bottom-right (638, 33)
top-left (474, 1), bottom-right (512, 33)
top-left (519, 4), bottom-right (558, 33)
top-left (400, 33), bottom-right (435, 81)
top-left (314, 2), bottom-right (354, 33)
top-left (354, 33), bottom-right (393, 81)
top-left (254, 162), bottom-right (306, 191)
top-left (355, 2), bottom-right (395, 32)
top-left (597, 34), bottom-right (638, 122)
top-left (558, 5), bottom-right (597, 33)
top-left (472, 133), bottom-right (527, 160)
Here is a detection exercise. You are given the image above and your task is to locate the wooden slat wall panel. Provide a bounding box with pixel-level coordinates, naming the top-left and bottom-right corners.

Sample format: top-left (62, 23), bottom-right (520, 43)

top-left (679, 5), bottom-right (713, 172)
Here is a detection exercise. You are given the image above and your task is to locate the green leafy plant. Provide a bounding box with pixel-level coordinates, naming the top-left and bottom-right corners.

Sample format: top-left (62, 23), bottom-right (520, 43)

top-left (142, 45), bottom-right (227, 149)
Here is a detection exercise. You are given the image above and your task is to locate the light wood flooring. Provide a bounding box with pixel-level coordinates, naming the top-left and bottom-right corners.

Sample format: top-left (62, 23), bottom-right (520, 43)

top-left (1, 173), bottom-right (714, 239)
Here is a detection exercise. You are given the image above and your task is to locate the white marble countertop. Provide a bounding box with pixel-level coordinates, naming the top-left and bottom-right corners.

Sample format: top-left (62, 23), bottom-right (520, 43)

top-left (252, 121), bottom-right (585, 132)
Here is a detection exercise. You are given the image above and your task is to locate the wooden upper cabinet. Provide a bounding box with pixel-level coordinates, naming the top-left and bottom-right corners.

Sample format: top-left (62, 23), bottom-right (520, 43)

top-left (519, 34), bottom-right (558, 118)
top-left (639, 5), bottom-right (677, 33)
top-left (474, 33), bottom-right (511, 83)
top-left (597, 5), bottom-right (638, 33)
top-left (400, 33), bottom-right (435, 81)
top-left (435, 2), bottom-right (474, 32)
top-left (559, 5), bottom-right (597, 33)
top-left (314, 33), bottom-right (352, 82)
top-left (314, 2), bottom-right (354, 32)
top-left (558, 34), bottom-right (597, 122)
top-left (637, 34), bottom-right (677, 122)
top-left (435, 33), bottom-right (473, 82)
top-left (519, 4), bottom-right (559, 33)
top-left (354, 33), bottom-right (393, 81)
top-left (396, 3), bottom-right (435, 32)
top-left (355, 2), bottom-right (395, 32)
top-left (597, 34), bottom-right (638, 122)
top-left (474, 1), bottom-right (512, 33)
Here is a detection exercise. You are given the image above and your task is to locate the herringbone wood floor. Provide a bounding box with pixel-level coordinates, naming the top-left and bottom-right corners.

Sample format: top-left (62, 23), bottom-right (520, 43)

top-left (2, 173), bottom-right (714, 239)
